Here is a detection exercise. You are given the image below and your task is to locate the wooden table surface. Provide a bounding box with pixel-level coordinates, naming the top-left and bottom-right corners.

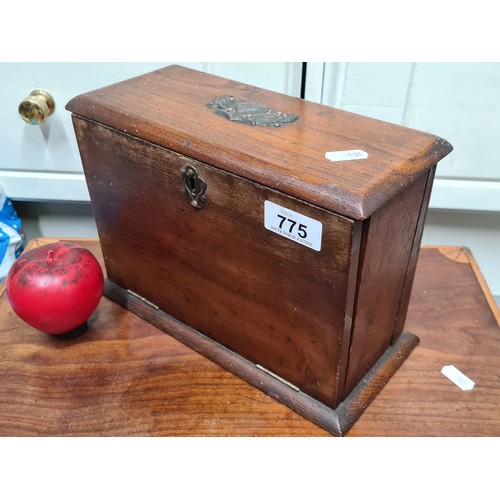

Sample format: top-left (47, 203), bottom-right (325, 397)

top-left (1, 238), bottom-right (499, 436)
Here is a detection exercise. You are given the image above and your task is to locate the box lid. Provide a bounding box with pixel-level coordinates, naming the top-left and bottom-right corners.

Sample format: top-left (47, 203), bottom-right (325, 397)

top-left (66, 65), bottom-right (452, 220)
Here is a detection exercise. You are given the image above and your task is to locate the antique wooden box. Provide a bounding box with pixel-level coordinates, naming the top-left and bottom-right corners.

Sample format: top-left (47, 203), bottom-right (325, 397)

top-left (66, 65), bottom-right (453, 435)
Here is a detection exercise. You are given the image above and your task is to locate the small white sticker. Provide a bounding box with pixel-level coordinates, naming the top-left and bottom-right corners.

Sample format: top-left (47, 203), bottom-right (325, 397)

top-left (264, 201), bottom-right (322, 251)
top-left (325, 149), bottom-right (368, 162)
top-left (441, 365), bottom-right (475, 391)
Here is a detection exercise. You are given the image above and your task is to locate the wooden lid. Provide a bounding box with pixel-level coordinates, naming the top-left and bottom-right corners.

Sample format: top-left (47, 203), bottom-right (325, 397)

top-left (66, 65), bottom-right (453, 220)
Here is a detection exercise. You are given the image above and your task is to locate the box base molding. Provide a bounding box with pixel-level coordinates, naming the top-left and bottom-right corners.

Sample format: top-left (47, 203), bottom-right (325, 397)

top-left (104, 279), bottom-right (419, 436)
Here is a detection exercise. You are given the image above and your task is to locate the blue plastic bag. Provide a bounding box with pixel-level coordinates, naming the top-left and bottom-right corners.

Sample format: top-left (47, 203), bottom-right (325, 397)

top-left (0, 185), bottom-right (25, 281)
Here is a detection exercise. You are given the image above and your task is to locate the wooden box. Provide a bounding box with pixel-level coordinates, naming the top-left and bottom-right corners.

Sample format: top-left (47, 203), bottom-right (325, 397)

top-left (66, 65), bottom-right (453, 435)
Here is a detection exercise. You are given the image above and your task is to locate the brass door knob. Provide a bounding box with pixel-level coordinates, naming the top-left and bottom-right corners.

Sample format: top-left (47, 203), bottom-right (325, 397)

top-left (19, 89), bottom-right (55, 125)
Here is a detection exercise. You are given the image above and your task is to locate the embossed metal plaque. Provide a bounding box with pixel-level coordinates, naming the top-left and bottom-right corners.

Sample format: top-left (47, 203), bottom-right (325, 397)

top-left (208, 95), bottom-right (298, 127)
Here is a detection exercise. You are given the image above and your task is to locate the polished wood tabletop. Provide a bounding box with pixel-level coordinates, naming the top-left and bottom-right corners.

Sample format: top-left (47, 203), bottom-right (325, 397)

top-left (1, 238), bottom-right (499, 436)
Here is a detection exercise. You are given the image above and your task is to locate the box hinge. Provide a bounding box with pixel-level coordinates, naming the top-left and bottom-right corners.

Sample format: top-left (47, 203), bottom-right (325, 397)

top-left (256, 364), bottom-right (300, 392)
top-left (126, 289), bottom-right (160, 310)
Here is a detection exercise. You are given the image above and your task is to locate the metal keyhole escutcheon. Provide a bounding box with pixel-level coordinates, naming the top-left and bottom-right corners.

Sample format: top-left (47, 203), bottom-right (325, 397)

top-left (181, 165), bottom-right (207, 209)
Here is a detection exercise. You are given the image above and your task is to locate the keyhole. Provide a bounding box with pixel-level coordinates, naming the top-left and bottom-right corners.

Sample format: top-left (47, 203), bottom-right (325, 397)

top-left (181, 165), bottom-right (207, 210)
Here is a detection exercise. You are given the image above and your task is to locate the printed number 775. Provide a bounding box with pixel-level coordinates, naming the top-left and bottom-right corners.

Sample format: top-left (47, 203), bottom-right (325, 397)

top-left (277, 215), bottom-right (308, 239)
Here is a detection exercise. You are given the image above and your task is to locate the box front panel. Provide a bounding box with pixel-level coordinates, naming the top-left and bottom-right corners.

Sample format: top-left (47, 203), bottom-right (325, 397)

top-left (73, 117), bottom-right (357, 408)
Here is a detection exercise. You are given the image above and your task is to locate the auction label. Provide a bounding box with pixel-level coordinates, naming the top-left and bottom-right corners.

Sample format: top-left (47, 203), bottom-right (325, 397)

top-left (325, 149), bottom-right (368, 162)
top-left (264, 200), bottom-right (322, 251)
top-left (441, 365), bottom-right (475, 391)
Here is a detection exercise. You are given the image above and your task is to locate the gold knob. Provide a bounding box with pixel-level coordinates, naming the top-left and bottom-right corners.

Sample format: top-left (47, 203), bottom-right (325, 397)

top-left (19, 89), bottom-right (55, 125)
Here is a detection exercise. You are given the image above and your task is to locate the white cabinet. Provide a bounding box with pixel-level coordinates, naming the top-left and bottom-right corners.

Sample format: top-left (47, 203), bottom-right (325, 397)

top-left (305, 62), bottom-right (500, 295)
top-left (0, 62), bottom-right (302, 201)
top-left (304, 62), bottom-right (500, 213)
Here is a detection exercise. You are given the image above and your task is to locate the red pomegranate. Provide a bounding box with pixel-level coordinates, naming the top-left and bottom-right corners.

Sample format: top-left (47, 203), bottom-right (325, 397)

top-left (6, 242), bottom-right (104, 337)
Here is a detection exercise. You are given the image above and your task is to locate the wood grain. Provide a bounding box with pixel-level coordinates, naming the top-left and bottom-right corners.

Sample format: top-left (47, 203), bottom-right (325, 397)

top-left (1, 240), bottom-right (499, 436)
top-left (73, 117), bottom-right (357, 408)
top-left (343, 169), bottom-right (430, 396)
top-left (0, 240), bottom-right (326, 436)
top-left (436, 246), bottom-right (500, 329)
top-left (66, 65), bottom-right (452, 219)
top-left (66, 65), bottom-right (453, 420)
top-left (348, 246), bottom-right (500, 436)
top-left (104, 277), bottom-right (418, 436)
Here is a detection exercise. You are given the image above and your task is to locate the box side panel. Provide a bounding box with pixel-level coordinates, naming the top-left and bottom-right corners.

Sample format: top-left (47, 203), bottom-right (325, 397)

top-left (343, 171), bottom-right (430, 397)
top-left (72, 116), bottom-right (356, 408)
top-left (391, 167), bottom-right (436, 341)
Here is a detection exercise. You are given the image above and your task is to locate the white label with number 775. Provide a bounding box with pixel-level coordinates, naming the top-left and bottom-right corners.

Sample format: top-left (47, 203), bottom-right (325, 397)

top-left (264, 200), bottom-right (323, 251)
